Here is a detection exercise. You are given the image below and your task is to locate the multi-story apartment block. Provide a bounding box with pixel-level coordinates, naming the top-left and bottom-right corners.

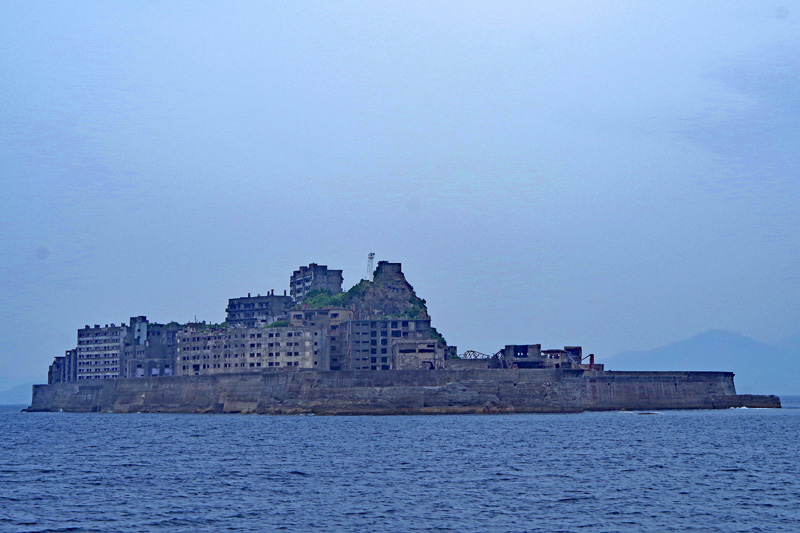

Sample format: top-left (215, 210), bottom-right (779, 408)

top-left (342, 318), bottom-right (437, 371)
top-left (290, 263), bottom-right (343, 302)
top-left (176, 325), bottom-right (329, 376)
top-left (52, 318), bottom-right (181, 383)
top-left (76, 323), bottom-right (126, 380)
top-left (289, 308), bottom-right (353, 371)
top-left (226, 292), bottom-right (294, 328)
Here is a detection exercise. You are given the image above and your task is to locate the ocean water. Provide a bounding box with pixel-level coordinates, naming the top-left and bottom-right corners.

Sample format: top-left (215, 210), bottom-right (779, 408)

top-left (1, 399), bottom-right (799, 532)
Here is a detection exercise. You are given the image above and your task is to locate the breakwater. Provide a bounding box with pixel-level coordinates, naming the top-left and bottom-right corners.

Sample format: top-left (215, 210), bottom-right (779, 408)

top-left (26, 369), bottom-right (780, 414)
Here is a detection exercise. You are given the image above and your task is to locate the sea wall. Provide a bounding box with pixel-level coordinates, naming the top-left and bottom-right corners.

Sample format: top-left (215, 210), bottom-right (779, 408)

top-left (582, 371), bottom-right (738, 410)
top-left (27, 369), bottom-right (780, 414)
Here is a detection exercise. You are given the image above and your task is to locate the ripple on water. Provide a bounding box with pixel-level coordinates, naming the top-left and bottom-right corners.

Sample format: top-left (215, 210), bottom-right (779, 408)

top-left (1, 407), bottom-right (799, 532)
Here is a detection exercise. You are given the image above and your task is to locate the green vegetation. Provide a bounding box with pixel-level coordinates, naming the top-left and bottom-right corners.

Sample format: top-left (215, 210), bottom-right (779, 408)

top-left (345, 280), bottom-right (371, 299)
top-left (300, 289), bottom-right (350, 309)
top-left (265, 319), bottom-right (290, 328)
top-left (297, 282), bottom-right (379, 310)
top-left (299, 279), bottom-right (429, 320)
top-left (430, 326), bottom-right (446, 346)
top-left (399, 296), bottom-right (428, 319)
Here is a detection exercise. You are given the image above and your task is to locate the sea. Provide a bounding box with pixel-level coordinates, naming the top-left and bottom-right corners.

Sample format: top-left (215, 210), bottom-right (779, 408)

top-left (1, 398), bottom-right (799, 533)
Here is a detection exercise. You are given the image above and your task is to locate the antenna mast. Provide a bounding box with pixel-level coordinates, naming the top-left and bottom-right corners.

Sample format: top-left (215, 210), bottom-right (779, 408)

top-left (367, 252), bottom-right (375, 281)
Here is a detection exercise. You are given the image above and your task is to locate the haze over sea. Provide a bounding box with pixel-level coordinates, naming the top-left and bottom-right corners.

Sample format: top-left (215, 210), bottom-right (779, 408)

top-left (2, 400), bottom-right (799, 532)
top-left (2, 3), bottom-right (799, 395)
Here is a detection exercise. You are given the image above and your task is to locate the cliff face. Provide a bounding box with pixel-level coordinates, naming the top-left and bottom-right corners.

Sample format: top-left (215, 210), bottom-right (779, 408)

top-left (347, 262), bottom-right (428, 319)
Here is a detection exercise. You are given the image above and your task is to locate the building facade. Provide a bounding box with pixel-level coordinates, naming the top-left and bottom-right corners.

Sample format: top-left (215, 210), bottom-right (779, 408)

top-left (226, 292), bottom-right (294, 328)
top-left (122, 316), bottom-right (181, 378)
top-left (391, 339), bottom-right (445, 370)
top-left (49, 348), bottom-right (78, 384)
top-left (47, 356), bottom-right (65, 384)
top-left (342, 318), bottom-right (437, 371)
top-left (76, 323), bottom-right (126, 380)
top-left (289, 308), bottom-right (353, 371)
top-left (176, 325), bottom-right (329, 376)
top-left (290, 263), bottom-right (344, 302)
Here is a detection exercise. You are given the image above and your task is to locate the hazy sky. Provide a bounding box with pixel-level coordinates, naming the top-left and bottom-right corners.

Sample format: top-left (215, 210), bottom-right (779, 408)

top-left (1, 2), bottom-right (798, 389)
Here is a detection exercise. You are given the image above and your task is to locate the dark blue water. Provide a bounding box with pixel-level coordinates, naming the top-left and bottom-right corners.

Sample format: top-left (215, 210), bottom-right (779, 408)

top-left (2, 399), bottom-right (799, 532)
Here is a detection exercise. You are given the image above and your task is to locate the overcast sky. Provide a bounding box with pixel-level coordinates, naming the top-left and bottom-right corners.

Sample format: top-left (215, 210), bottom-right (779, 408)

top-left (1, 1), bottom-right (798, 389)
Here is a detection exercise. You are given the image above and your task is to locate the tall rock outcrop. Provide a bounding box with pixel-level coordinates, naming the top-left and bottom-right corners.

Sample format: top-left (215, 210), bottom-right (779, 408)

top-left (347, 261), bottom-right (429, 319)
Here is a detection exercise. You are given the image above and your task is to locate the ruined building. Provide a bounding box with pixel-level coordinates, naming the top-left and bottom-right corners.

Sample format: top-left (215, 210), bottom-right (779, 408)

top-left (226, 292), bottom-right (294, 328)
top-left (290, 263), bottom-right (343, 302)
top-left (63, 317), bottom-right (184, 381)
top-left (342, 318), bottom-right (441, 371)
top-left (48, 259), bottom-right (588, 382)
top-left (289, 308), bottom-right (353, 371)
top-left (123, 316), bottom-right (181, 378)
top-left (176, 324), bottom-right (329, 375)
top-left (75, 323), bottom-right (125, 380)
top-left (47, 349), bottom-right (76, 384)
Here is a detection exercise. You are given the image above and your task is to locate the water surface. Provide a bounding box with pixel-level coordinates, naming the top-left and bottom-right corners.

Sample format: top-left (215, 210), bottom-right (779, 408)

top-left (2, 399), bottom-right (799, 532)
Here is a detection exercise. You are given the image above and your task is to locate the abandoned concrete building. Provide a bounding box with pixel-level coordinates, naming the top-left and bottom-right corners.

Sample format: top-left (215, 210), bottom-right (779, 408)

top-left (75, 323), bottom-right (126, 380)
top-left (391, 339), bottom-right (445, 370)
top-left (46, 259), bottom-right (588, 384)
top-left (500, 344), bottom-right (599, 371)
top-left (176, 324), bottom-right (329, 376)
top-left (289, 308), bottom-right (354, 371)
top-left (226, 292), bottom-right (294, 328)
top-left (48, 349), bottom-right (77, 384)
top-left (123, 316), bottom-right (181, 378)
top-left (63, 317), bottom-right (184, 382)
top-left (290, 263), bottom-right (343, 302)
top-left (343, 319), bottom-right (437, 371)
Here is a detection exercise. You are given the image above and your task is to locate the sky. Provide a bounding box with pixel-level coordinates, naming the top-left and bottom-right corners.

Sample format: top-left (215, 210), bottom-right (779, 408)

top-left (1, 1), bottom-right (799, 390)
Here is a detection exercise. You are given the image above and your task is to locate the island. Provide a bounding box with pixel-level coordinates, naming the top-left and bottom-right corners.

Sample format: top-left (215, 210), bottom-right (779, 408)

top-left (28, 260), bottom-right (780, 414)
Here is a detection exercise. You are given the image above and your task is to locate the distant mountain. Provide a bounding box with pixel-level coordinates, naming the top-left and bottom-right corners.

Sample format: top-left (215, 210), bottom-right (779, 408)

top-left (606, 330), bottom-right (799, 396)
top-left (0, 383), bottom-right (33, 405)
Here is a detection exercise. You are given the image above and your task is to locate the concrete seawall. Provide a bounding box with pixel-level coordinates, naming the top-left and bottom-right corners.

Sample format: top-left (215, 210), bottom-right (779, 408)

top-left (27, 369), bottom-right (781, 414)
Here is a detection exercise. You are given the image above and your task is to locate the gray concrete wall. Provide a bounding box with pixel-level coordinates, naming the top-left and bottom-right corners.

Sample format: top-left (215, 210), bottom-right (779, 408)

top-left (443, 359), bottom-right (502, 370)
top-left (26, 369), bottom-right (780, 414)
top-left (581, 371), bottom-right (737, 410)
